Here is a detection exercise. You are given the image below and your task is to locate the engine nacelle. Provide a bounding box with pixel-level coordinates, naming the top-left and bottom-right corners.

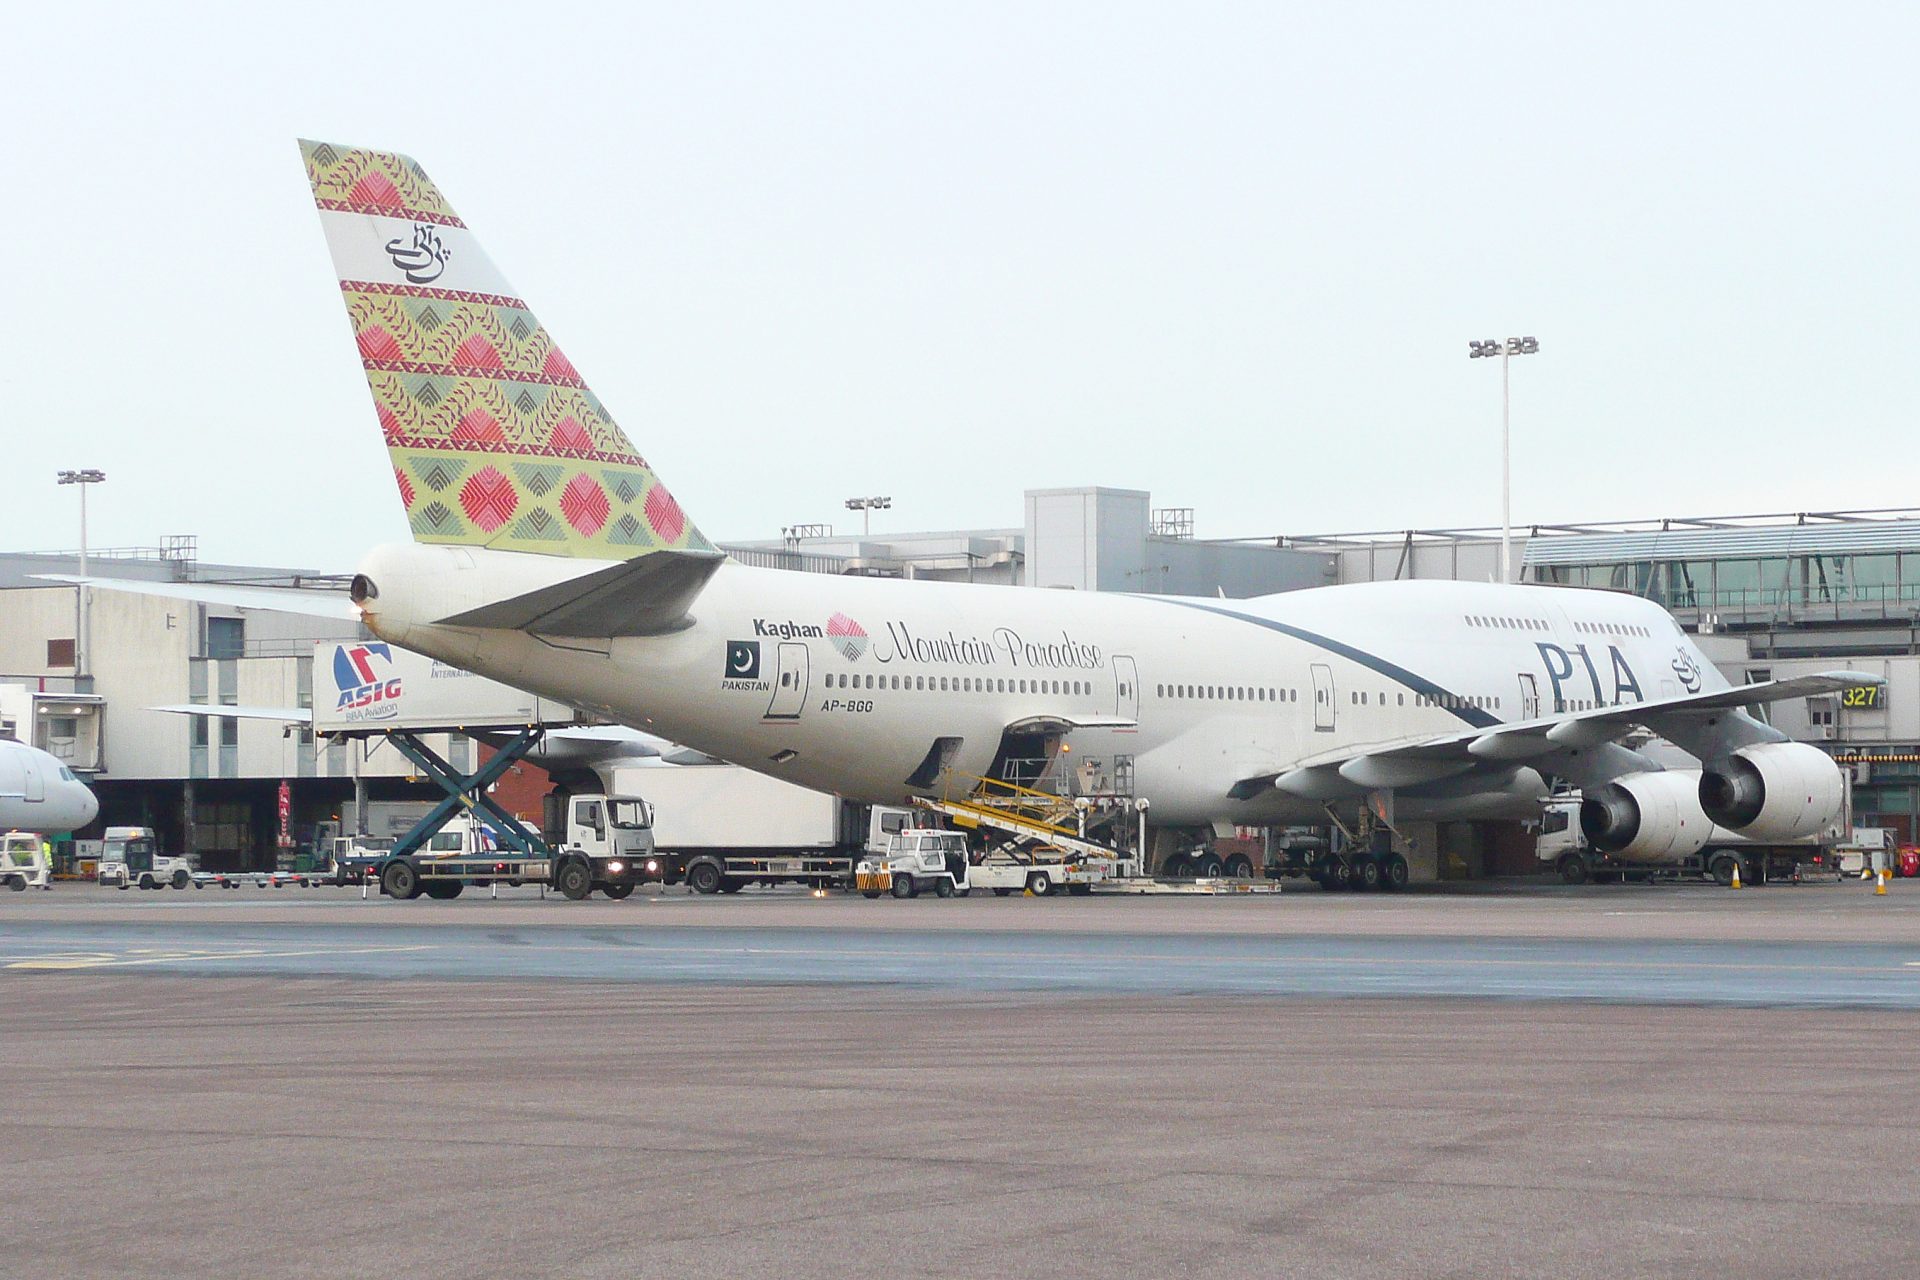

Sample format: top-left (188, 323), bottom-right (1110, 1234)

top-left (1579, 770), bottom-right (1714, 862)
top-left (1699, 742), bottom-right (1845, 842)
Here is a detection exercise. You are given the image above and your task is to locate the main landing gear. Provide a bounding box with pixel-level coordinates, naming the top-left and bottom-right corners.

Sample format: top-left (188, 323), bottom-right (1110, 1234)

top-left (1314, 800), bottom-right (1412, 892)
top-left (1312, 850), bottom-right (1409, 892)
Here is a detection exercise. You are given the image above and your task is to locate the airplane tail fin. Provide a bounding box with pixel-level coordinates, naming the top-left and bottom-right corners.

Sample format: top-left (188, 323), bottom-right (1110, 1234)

top-left (299, 140), bottom-right (712, 561)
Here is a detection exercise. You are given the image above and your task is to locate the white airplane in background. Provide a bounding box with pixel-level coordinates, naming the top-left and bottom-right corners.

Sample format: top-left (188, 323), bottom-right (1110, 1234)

top-left (54, 140), bottom-right (1881, 883)
top-left (0, 738), bottom-right (99, 834)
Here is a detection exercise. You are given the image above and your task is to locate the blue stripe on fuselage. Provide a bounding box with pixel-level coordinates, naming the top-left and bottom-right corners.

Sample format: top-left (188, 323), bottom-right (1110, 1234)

top-left (1147, 597), bottom-right (1500, 730)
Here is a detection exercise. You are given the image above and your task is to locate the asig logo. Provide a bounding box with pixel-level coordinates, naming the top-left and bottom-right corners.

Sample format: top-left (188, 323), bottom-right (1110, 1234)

top-left (334, 643), bottom-right (403, 719)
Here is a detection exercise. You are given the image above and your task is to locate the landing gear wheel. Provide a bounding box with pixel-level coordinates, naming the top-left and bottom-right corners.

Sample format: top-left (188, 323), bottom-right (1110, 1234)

top-left (1382, 854), bottom-right (1409, 891)
top-left (555, 858), bottom-right (594, 901)
top-left (891, 873), bottom-right (916, 899)
top-left (1558, 853), bottom-right (1590, 885)
top-left (1026, 873), bottom-right (1053, 897)
top-left (1223, 854), bottom-right (1253, 880)
top-left (424, 881), bottom-right (463, 900)
top-left (1353, 857), bottom-right (1382, 891)
top-left (171, 868), bottom-right (190, 890)
top-left (602, 881), bottom-right (635, 900)
top-left (1316, 859), bottom-right (1345, 891)
top-left (381, 861), bottom-right (420, 900)
top-left (686, 861), bottom-right (724, 895)
top-left (1162, 854), bottom-right (1189, 878)
top-left (1193, 853), bottom-right (1224, 879)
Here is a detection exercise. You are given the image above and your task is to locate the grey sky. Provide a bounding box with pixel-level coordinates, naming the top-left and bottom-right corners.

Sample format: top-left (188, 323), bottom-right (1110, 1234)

top-left (4, 2), bottom-right (1914, 570)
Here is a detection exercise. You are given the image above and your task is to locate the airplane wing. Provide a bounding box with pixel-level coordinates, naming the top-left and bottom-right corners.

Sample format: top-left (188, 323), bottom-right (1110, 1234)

top-left (1229, 670), bottom-right (1884, 800)
top-left (150, 704), bottom-right (313, 723)
top-left (35, 575), bottom-right (360, 620)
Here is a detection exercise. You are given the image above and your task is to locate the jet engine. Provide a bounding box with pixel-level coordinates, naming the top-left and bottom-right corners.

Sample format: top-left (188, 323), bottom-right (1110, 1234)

top-left (1698, 742), bottom-right (1845, 842)
top-left (1579, 770), bottom-right (1714, 862)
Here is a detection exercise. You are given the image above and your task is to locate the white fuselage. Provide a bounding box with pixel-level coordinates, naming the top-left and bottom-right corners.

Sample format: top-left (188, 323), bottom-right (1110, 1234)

top-left (357, 544), bottom-right (1731, 828)
top-left (0, 738), bottom-right (99, 834)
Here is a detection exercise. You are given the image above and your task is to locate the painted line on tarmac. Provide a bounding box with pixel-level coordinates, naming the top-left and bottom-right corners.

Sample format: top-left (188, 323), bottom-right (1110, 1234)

top-left (517, 941), bottom-right (1920, 976)
top-left (3, 944), bottom-right (434, 971)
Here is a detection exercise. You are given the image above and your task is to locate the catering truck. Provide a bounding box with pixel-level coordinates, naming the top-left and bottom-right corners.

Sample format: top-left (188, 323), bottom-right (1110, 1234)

top-left (366, 796), bottom-right (656, 901)
top-left (606, 761), bottom-right (911, 893)
top-left (1536, 792), bottom-right (1845, 885)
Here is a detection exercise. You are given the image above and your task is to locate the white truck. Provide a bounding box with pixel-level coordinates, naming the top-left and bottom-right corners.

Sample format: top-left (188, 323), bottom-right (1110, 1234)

top-left (854, 829), bottom-right (1116, 898)
top-left (96, 826), bottom-right (194, 890)
top-left (369, 797), bottom-right (657, 901)
top-left (1537, 793), bottom-right (1845, 886)
top-left (607, 762), bottom-right (911, 894)
top-left (2, 832), bottom-right (52, 890)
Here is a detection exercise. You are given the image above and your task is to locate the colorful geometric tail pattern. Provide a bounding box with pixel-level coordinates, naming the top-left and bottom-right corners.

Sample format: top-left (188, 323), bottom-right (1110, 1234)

top-left (300, 139), bottom-right (712, 560)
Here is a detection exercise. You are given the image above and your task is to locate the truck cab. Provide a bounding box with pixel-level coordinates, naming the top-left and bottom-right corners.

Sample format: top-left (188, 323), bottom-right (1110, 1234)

top-left (96, 826), bottom-right (192, 890)
top-left (544, 793), bottom-right (659, 884)
top-left (2, 831), bottom-right (52, 890)
top-left (328, 834), bottom-right (396, 882)
top-left (856, 829), bottom-right (971, 899)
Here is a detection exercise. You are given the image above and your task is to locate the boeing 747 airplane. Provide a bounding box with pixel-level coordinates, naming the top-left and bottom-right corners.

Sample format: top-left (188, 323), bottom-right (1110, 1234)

top-left (63, 140), bottom-right (1883, 884)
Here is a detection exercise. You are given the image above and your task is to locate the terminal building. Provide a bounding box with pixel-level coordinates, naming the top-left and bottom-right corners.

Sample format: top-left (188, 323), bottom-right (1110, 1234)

top-left (5, 492), bottom-right (1915, 871)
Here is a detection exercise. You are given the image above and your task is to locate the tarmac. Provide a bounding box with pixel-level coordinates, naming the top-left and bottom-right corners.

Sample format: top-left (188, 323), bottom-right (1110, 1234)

top-left (3, 879), bottom-right (1917, 1278)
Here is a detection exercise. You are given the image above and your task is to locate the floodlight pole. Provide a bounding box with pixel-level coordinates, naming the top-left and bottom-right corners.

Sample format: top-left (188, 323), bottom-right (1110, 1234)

top-left (56, 468), bottom-right (106, 683)
top-left (1501, 350), bottom-right (1511, 584)
top-left (1467, 339), bottom-right (1537, 583)
top-left (844, 496), bottom-right (892, 537)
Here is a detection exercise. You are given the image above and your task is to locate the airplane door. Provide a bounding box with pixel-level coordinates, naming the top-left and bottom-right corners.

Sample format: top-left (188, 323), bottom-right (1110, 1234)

top-left (23, 757), bottom-right (44, 802)
top-left (1112, 655), bottom-right (1140, 722)
top-left (1517, 673), bottom-right (1540, 720)
top-left (1311, 663), bottom-right (1335, 732)
top-left (765, 642), bottom-right (809, 720)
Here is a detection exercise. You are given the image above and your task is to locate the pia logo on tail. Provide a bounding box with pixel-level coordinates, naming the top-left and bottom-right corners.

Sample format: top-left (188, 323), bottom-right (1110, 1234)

top-left (385, 224), bottom-right (452, 284)
top-left (333, 643), bottom-right (404, 719)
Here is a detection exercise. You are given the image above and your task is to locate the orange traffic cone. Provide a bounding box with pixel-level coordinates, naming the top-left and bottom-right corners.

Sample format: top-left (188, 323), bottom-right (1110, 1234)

top-left (1876, 869), bottom-right (1889, 896)
top-left (1730, 862), bottom-right (1742, 889)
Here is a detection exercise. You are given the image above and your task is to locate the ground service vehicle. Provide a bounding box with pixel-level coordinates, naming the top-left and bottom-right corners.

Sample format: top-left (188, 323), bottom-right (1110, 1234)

top-left (2, 832), bottom-right (52, 890)
top-left (1537, 793), bottom-right (1843, 885)
top-left (373, 797), bottom-right (655, 902)
top-left (96, 826), bottom-right (193, 890)
top-left (856, 830), bottom-right (972, 898)
top-left (855, 829), bottom-right (1114, 899)
top-left (609, 763), bottom-right (910, 893)
top-left (326, 834), bottom-right (397, 883)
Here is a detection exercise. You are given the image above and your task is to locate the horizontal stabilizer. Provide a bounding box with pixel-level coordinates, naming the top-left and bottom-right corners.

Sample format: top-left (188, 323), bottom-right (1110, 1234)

top-left (151, 704), bottom-right (313, 723)
top-left (435, 548), bottom-right (725, 637)
top-left (35, 576), bottom-right (360, 620)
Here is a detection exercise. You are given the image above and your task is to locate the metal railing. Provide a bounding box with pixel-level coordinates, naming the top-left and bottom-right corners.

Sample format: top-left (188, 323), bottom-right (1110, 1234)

top-left (1665, 583), bottom-right (1920, 625)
